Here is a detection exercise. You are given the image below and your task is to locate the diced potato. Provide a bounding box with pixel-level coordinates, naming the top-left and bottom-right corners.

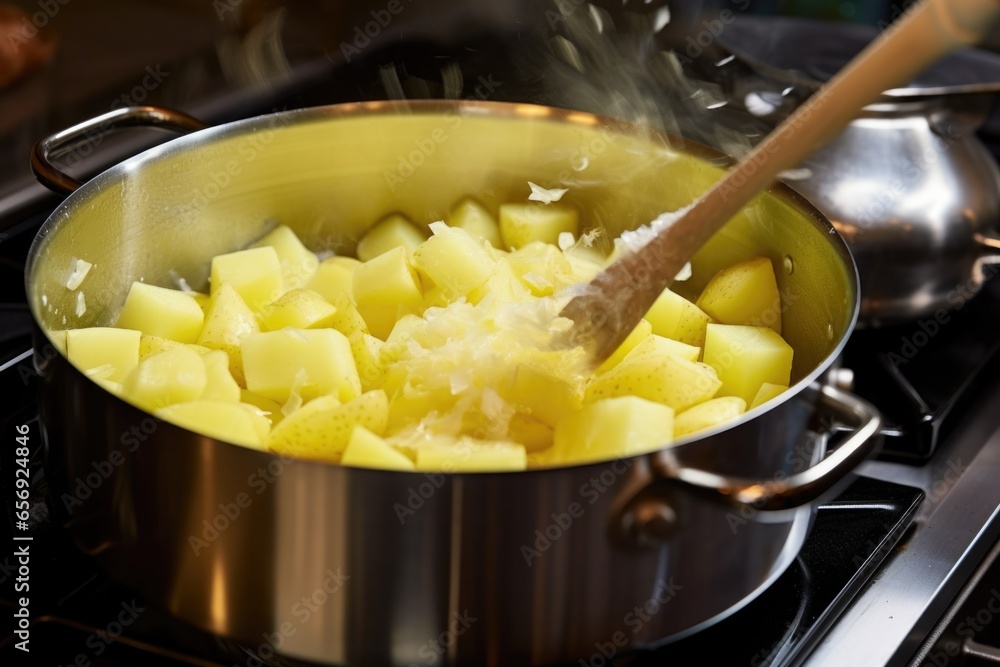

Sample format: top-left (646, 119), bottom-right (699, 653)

top-left (674, 396), bottom-right (747, 438)
top-left (210, 246), bottom-right (283, 311)
top-left (341, 426), bottom-right (415, 471)
top-left (507, 413), bottom-right (554, 453)
top-left (157, 400), bottom-right (268, 450)
top-left (197, 283), bottom-right (259, 386)
top-left (697, 257), bottom-right (782, 334)
top-left (251, 225), bottom-right (319, 290)
top-left (115, 282), bottom-right (204, 343)
top-left (703, 324), bottom-right (793, 404)
top-left (350, 331), bottom-right (388, 391)
top-left (242, 328), bottom-right (361, 403)
top-left (261, 289), bottom-right (337, 331)
top-left (353, 246), bottom-right (423, 311)
top-left (138, 335), bottom-right (211, 361)
top-left (499, 203), bottom-right (579, 250)
top-left (552, 396), bottom-right (673, 465)
top-left (585, 353), bottom-right (721, 413)
top-left (414, 438), bottom-right (527, 472)
top-left (268, 390), bottom-right (389, 460)
top-left (122, 346), bottom-right (207, 412)
top-left (306, 256), bottom-right (360, 303)
top-left (356, 214), bottom-right (427, 261)
top-left (499, 363), bottom-right (583, 427)
top-left (468, 262), bottom-right (532, 306)
top-left (66, 327), bottom-right (141, 382)
top-left (329, 293), bottom-right (369, 338)
top-left (750, 382), bottom-right (789, 410)
top-left (357, 303), bottom-right (407, 341)
top-left (201, 350), bottom-right (241, 402)
top-left (412, 223), bottom-right (496, 299)
top-left (447, 198), bottom-right (501, 247)
top-left (506, 242), bottom-right (574, 296)
top-left (644, 288), bottom-right (713, 347)
top-left (623, 334), bottom-right (701, 364)
top-left (596, 319), bottom-right (652, 374)
top-left (240, 389), bottom-right (285, 426)
top-left (191, 292), bottom-right (211, 312)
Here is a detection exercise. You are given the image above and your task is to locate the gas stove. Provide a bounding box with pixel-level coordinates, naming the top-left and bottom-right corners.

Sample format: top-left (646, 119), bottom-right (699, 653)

top-left (2, 3), bottom-right (1000, 666)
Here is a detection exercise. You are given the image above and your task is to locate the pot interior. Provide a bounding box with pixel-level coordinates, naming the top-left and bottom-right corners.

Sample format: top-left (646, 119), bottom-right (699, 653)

top-left (27, 100), bottom-right (856, 381)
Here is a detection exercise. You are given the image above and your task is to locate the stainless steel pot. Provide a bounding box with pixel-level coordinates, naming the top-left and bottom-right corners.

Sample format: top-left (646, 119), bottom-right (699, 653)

top-left (26, 101), bottom-right (879, 666)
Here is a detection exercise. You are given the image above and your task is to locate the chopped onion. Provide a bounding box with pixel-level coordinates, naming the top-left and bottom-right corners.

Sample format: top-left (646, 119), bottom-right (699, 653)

top-left (527, 182), bottom-right (568, 204)
top-left (66, 258), bottom-right (93, 291)
top-left (75, 292), bottom-right (86, 317)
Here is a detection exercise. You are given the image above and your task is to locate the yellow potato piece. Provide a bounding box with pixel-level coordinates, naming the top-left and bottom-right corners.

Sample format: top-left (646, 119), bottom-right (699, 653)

top-left (197, 282), bottom-right (259, 386)
top-left (123, 346), bottom-right (207, 412)
top-left (499, 203), bottom-right (579, 250)
top-left (356, 213), bottom-right (427, 261)
top-left (306, 256), bottom-right (360, 303)
top-left (353, 246), bottom-right (423, 310)
top-left (138, 335), bottom-right (210, 362)
top-left (240, 389), bottom-right (285, 426)
top-left (596, 319), bottom-right (652, 374)
top-left (623, 334), bottom-right (701, 364)
top-left (412, 223), bottom-right (496, 300)
top-left (447, 198), bottom-right (501, 247)
top-left (750, 382), bottom-right (789, 410)
top-left (697, 257), bottom-right (782, 334)
top-left (703, 324), bottom-right (793, 404)
top-left (200, 350), bottom-right (241, 403)
top-left (552, 396), bottom-right (673, 466)
top-left (66, 327), bottom-right (141, 382)
top-left (268, 390), bottom-right (389, 460)
top-left (341, 426), bottom-right (415, 471)
top-left (157, 400), bottom-right (268, 450)
top-left (261, 289), bottom-right (337, 331)
top-left (329, 293), bottom-right (369, 338)
top-left (210, 246), bottom-right (283, 311)
top-left (585, 353), bottom-right (721, 413)
top-left (242, 328), bottom-right (361, 403)
top-left (251, 225), bottom-right (319, 290)
top-left (675, 396), bottom-right (747, 438)
top-left (644, 288), bottom-right (713, 347)
top-left (115, 282), bottom-right (204, 343)
top-left (350, 331), bottom-right (388, 391)
top-left (414, 438), bottom-right (527, 472)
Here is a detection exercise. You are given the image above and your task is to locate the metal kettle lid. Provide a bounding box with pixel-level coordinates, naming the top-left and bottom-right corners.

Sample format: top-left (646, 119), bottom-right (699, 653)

top-left (718, 16), bottom-right (1000, 96)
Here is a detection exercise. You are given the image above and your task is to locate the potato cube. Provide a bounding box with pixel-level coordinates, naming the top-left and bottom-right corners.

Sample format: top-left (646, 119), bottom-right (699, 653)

top-left (251, 225), bottom-right (319, 290)
top-left (66, 327), bottom-right (141, 382)
top-left (447, 198), bottom-right (501, 247)
top-left (750, 382), bottom-right (789, 410)
top-left (696, 257), bottom-right (782, 334)
top-left (506, 242), bottom-right (574, 296)
top-left (114, 282), bottom-right (204, 343)
top-left (674, 396), bottom-right (747, 438)
top-left (353, 247), bottom-right (423, 310)
top-left (499, 363), bottom-right (583, 427)
top-left (306, 256), bottom-right (360, 303)
top-left (357, 303), bottom-right (408, 341)
top-left (341, 426), bottom-right (415, 471)
top-left (356, 214), bottom-right (427, 261)
top-left (703, 324), bottom-right (793, 404)
top-left (507, 414), bottom-right (554, 453)
top-left (138, 335), bottom-right (210, 361)
top-left (499, 203), bottom-right (578, 250)
top-left (644, 288), bottom-right (712, 347)
top-left (240, 389), bottom-right (285, 426)
top-left (210, 246), bottom-right (283, 311)
top-left (552, 396), bottom-right (673, 465)
top-left (412, 223), bottom-right (496, 299)
top-left (596, 319), bottom-right (652, 374)
top-left (122, 346), bottom-right (207, 412)
top-left (201, 350), bottom-right (241, 402)
top-left (268, 390), bottom-right (389, 460)
top-left (585, 353), bottom-right (721, 413)
top-left (242, 328), bottom-right (361, 403)
top-left (329, 293), bottom-right (369, 338)
top-left (414, 438), bottom-right (527, 472)
top-left (623, 334), bottom-right (701, 364)
top-left (350, 331), bottom-right (388, 391)
top-left (197, 283), bottom-right (259, 386)
top-left (467, 262), bottom-right (531, 306)
top-left (261, 289), bottom-right (337, 331)
top-left (157, 400), bottom-right (268, 450)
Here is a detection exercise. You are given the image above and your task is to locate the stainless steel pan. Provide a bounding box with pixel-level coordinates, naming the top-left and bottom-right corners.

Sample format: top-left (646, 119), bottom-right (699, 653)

top-left (26, 101), bottom-right (880, 666)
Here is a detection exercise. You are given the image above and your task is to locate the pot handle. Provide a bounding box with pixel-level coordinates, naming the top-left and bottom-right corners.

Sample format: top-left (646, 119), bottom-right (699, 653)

top-left (652, 384), bottom-right (882, 512)
top-left (31, 106), bottom-right (207, 196)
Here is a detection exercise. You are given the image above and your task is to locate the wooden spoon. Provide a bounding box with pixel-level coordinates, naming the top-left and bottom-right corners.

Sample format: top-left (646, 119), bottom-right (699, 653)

top-left (561, 0), bottom-right (1000, 363)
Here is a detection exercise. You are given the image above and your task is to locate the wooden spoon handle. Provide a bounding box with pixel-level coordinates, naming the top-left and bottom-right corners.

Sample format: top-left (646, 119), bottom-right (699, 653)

top-left (563, 0), bottom-right (1000, 362)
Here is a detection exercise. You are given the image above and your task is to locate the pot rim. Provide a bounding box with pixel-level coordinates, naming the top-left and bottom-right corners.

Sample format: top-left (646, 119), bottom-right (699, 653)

top-left (24, 99), bottom-right (861, 476)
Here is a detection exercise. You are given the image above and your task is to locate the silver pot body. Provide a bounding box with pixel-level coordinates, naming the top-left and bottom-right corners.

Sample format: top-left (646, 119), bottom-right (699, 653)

top-left (792, 94), bottom-right (1000, 326)
top-left (26, 101), bottom-right (872, 666)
